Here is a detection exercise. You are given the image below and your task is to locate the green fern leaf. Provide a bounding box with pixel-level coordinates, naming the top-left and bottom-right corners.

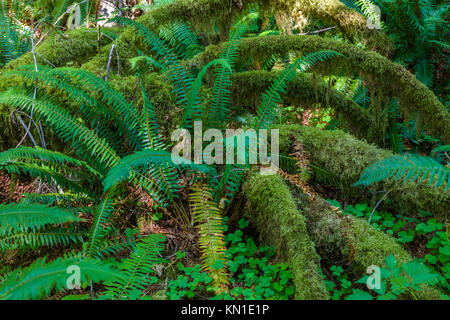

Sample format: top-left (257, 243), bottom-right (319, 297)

top-left (354, 154), bottom-right (450, 191)
top-left (0, 255), bottom-right (120, 300)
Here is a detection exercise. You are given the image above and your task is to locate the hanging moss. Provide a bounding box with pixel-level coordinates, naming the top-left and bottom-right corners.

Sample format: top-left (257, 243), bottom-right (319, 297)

top-left (243, 172), bottom-right (330, 300)
top-left (192, 35), bottom-right (450, 143)
top-left (231, 70), bottom-right (375, 140)
top-left (275, 124), bottom-right (449, 221)
top-left (291, 189), bottom-right (442, 300)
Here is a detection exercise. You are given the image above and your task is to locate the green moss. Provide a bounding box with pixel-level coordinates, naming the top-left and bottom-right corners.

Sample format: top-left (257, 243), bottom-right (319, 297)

top-left (1, 28), bottom-right (120, 73)
top-left (108, 72), bottom-right (180, 135)
top-left (261, 0), bottom-right (393, 55)
top-left (244, 172), bottom-right (330, 300)
top-left (276, 124), bottom-right (449, 221)
top-left (231, 70), bottom-right (375, 140)
top-left (292, 190), bottom-right (442, 299)
top-left (192, 35), bottom-right (450, 143)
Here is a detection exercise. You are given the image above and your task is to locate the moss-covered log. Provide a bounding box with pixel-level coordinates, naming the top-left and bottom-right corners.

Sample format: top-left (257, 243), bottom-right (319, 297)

top-left (291, 187), bottom-right (442, 300)
top-left (231, 70), bottom-right (375, 140)
top-left (194, 35), bottom-right (450, 143)
top-left (276, 124), bottom-right (449, 221)
top-left (243, 172), bottom-right (330, 300)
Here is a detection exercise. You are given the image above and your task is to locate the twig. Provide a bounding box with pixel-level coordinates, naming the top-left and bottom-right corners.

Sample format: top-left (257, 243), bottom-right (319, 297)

top-left (368, 190), bottom-right (391, 223)
top-left (104, 44), bottom-right (116, 81)
top-left (299, 26), bottom-right (337, 36)
top-left (15, 114), bottom-right (38, 147)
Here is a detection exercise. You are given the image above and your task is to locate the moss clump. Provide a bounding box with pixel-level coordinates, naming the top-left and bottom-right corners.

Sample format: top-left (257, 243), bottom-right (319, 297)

top-left (192, 35), bottom-right (450, 143)
top-left (244, 172), bottom-right (330, 300)
top-left (231, 70), bottom-right (375, 140)
top-left (276, 124), bottom-right (449, 221)
top-left (292, 190), bottom-right (442, 300)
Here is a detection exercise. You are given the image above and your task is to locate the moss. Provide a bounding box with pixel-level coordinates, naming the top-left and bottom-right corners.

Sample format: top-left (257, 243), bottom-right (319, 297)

top-left (292, 190), bottom-right (442, 299)
top-left (276, 124), bottom-right (449, 221)
top-left (261, 0), bottom-right (393, 56)
top-left (1, 28), bottom-right (121, 73)
top-left (192, 35), bottom-right (450, 143)
top-left (243, 172), bottom-right (329, 300)
top-left (231, 70), bottom-right (375, 141)
top-left (107, 72), bottom-right (180, 135)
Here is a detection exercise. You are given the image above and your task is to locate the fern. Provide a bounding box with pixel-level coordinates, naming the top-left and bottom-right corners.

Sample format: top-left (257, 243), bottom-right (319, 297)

top-left (0, 255), bottom-right (120, 300)
top-left (190, 184), bottom-right (229, 293)
top-left (0, 203), bottom-right (83, 233)
top-left (7, 65), bottom-right (144, 150)
top-left (103, 234), bottom-right (165, 300)
top-left (110, 16), bottom-right (195, 117)
top-left (255, 50), bottom-right (342, 130)
top-left (85, 194), bottom-right (116, 258)
top-left (159, 21), bottom-right (203, 59)
top-left (204, 13), bottom-right (258, 130)
top-left (0, 203), bottom-right (84, 252)
top-left (182, 58), bottom-right (232, 128)
top-left (0, 91), bottom-right (121, 170)
top-left (103, 149), bottom-right (214, 192)
top-left (354, 154), bottom-right (450, 191)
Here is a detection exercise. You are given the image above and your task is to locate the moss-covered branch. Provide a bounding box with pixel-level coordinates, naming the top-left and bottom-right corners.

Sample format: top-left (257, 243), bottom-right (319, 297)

top-left (194, 35), bottom-right (450, 143)
top-left (276, 124), bottom-right (449, 221)
top-left (291, 188), bottom-right (442, 299)
top-left (261, 0), bottom-right (393, 56)
top-left (231, 70), bottom-right (375, 140)
top-left (243, 172), bottom-right (329, 300)
top-left (1, 28), bottom-right (120, 72)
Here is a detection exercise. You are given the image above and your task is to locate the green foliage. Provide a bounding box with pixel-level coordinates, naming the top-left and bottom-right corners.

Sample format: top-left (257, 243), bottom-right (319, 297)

top-left (0, 203), bottom-right (84, 252)
top-left (255, 50), bottom-right (342, 130)
top-left (0, 254), bottom-right (120, 300)
top-left (159, 21), bottom-right (203, 59)
top-left (346, 0), bottom-right (449, 90)
top-left (354, 154), bottom-right (450, 191)
top-left (348, 254), bottom-right (440, 300)
top-left (329, 200), bottom-right (450, 294)
top-left (0, 11), bottom-right (30, 66)
top-left (103, 234), bottom-right (165, 300)
top-left (324, 265), bottom-right (353, 300)
top-left (189, 183), bottom-right (229, 293)
top-left (167, 219), bottom-right (295, 300)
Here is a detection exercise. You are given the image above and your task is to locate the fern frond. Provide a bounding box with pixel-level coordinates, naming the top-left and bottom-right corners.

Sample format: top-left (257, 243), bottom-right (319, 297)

top-left (0, 203), bottom-right (83, 234)
top-left (0, 255), bottom-right (120, 300)
top-left (21, 192), bottom-right (93, 206)
top-left (0, 203), bottom-right (84, 252)
top-left (190, 184), bottom-right (229, 293)
top-left (103, 149), bottom-right (214, 192)
top-left (111, 16), bottom-right (194, 116)
top-left (1, 162), bottom-right (89, 195)
top-left (204, 13), bottom-right (258, 130)
top-left (159, 21), bottom-right (202, 59)
top-left (354, 154), bottom-right (450, 191)
top-left (0, 226), bottom-right (85, 252)
top-left (0, 146), bottom-right (100, 176)
top-left (0, 92), bottom-right (120, 170)
top-left (182, 58), bottom-right (232, 127)
top-left (213, 165), bottom-right (246, 209)
top-left (8, 66), bottom-right (143, 150)
top-left (103, 234), bottom-right (165, 300)
top-left (85, 194), bottom-right (116, 258)
top-left (255, 50), bottom-right (342, 129)
top-left (137, 70), bottom-right (166, 150)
